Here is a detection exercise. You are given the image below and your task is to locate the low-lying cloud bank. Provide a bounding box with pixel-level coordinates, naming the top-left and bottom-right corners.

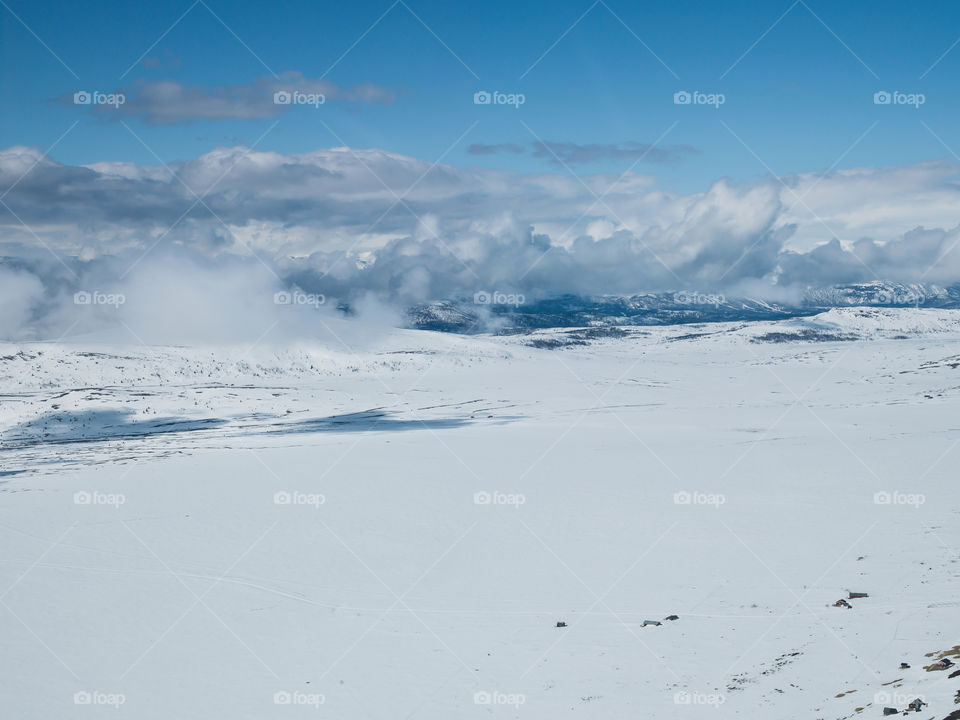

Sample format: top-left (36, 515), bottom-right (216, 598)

top-left (1, 143), bottom-right (959, 342)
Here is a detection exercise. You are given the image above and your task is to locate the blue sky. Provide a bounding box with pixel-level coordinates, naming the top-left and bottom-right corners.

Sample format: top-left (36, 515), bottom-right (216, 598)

top-left (3, 0), bottom-right (960, 192)
top-left (5, 0), bottom-right (960, 338)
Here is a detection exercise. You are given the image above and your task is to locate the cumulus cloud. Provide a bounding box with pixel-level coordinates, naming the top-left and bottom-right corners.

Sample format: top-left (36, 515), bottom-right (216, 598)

top-left (59, 71), bottom-right (397, 124)
top-left (1, 143), bottom-right (960, 341)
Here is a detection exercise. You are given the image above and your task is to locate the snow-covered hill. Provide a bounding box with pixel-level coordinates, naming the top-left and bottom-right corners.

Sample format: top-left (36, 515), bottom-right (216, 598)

top-left (407, 283), bottom-right (960, 332)
top-left (1, 308), bottom-right (959, 719)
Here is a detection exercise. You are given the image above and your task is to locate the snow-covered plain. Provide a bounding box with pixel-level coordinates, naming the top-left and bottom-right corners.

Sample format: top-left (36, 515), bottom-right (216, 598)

top-left (1, 308), bottom-right (959, 719)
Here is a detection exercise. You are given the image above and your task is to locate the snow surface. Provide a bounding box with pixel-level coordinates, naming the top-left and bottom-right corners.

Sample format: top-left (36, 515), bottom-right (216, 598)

top-left (1, 308), bottom-right (958, 719)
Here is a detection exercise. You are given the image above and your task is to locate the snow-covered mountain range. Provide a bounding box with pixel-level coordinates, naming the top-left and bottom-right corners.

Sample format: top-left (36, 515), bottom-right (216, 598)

top-left (409, 282), bottom-right (960, 332)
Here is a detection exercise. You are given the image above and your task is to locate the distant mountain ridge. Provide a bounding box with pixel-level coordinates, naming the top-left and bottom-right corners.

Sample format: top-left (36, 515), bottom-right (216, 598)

top-left (407, 282), bottom-right (960, 333)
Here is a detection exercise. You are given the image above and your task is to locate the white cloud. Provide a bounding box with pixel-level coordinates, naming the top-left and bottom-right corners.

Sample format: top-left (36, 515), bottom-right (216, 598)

top-left (0, 267), bottom-right (45, 339)
top-left (60, 72), bottom-right (397, 125)
top-left (1, 143), bottom-right (960, 340)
